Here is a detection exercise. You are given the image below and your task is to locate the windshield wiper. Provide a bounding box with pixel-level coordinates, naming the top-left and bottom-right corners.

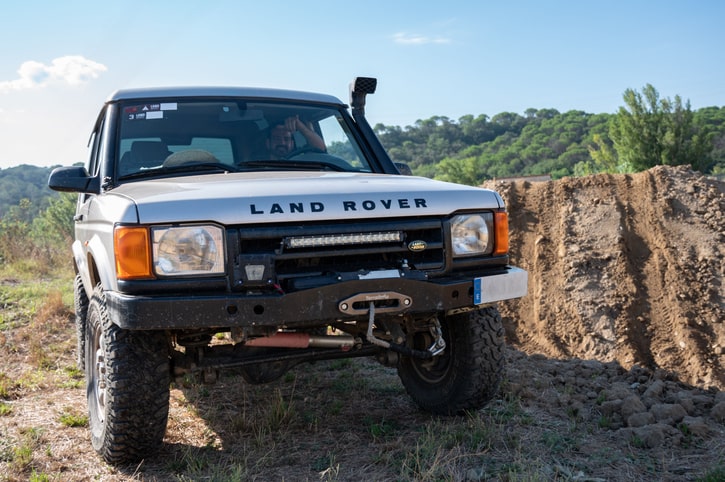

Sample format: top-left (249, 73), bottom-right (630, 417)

top-left (243, 160), bottom-right (345, 172)
top-left (118, 162), bottom-right (240, 180)
top-left (160, 162), bottom-right (241, 173)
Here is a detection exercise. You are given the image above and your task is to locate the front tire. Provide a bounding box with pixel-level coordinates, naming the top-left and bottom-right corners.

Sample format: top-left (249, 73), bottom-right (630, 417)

top-left (73, 274), bottom-right (89, 370)
top-left (397, 307), bottom-right (505, 415)
top-left (85, 285), bottom-right (170, 464)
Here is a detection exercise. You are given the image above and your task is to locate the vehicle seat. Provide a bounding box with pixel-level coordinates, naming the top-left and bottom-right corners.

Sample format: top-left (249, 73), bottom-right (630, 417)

top-left (119, 141), bottom-right (171, 176)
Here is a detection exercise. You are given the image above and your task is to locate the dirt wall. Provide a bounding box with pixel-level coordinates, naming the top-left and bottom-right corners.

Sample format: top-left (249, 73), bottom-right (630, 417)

top-left (485, 165), bottom-right (724, 390)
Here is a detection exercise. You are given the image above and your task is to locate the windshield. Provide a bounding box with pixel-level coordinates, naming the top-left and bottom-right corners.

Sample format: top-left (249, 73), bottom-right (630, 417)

top-left (116, 99), bottom-right (372, 178)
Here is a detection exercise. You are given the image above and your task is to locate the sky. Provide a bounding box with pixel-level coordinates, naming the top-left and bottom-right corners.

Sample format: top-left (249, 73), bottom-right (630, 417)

top-left (1, 1), bottom-right (724, 169)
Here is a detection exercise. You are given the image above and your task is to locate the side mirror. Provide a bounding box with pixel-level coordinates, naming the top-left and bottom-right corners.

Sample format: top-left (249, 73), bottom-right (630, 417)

top-left (48, 166), bottom-right (101, 194)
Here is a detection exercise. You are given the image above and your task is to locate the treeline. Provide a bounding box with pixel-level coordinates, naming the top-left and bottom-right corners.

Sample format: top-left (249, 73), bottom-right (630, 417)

top-left (375, 85), bottom-right (725, 184)
top-left (0, 191), bottom-right (75, 268)
top-left (376, 110), bottom-right (612, 182)
top-left (0, 165), bottom-right (61, 220)
top-left (0, 165), bottom-right (73, 267)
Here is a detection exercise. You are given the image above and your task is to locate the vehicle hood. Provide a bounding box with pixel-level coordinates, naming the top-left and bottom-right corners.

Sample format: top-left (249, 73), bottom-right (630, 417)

top-left (109, 172), bottom-right (504, 224)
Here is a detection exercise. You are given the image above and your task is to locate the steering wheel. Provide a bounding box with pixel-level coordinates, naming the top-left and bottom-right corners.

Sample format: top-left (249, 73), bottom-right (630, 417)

top-left (285, 146), bottom-right (325, 159)
top-left (283, 147), bottom-right (355, 171)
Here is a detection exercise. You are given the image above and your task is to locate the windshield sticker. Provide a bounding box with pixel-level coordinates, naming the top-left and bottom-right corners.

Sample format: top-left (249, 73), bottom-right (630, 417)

top-left (125, 103), bottom-right (174, 121)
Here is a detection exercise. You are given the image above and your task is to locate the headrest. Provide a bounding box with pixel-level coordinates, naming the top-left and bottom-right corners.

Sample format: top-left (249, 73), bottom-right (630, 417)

top-left (130, 141), bottom-right (170, 161)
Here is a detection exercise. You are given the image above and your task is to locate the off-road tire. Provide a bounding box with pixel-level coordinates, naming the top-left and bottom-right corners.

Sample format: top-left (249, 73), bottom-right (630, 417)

top-left (397, 306), bottom-right (505, 415)
top-left (85, 284), bottom-right (170, 464)
top-left (73, 274), bottom-right (89, 370)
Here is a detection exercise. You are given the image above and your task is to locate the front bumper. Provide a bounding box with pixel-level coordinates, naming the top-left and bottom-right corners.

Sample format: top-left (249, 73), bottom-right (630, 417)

top-left (105, 266), bottom-right (527, 330)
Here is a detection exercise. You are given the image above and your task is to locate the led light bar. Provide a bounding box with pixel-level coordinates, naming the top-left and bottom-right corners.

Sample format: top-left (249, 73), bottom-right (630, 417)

top-left (286, 231), bottom-right (403, 249)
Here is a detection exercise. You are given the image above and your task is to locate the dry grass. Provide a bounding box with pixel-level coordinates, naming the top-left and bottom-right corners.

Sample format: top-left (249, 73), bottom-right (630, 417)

top-left (1, 269), bottom-right (723, 481)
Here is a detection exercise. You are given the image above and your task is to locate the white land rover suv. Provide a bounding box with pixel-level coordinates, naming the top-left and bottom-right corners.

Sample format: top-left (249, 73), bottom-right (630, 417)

top-left (48, 77), bottom-right (527, 464)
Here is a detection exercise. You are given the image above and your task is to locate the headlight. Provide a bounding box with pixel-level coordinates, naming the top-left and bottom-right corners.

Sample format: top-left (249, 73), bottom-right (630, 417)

top-left (152, 225), bottom-right (225, 276)
top-left (450, 213), bottom-right (494, 257)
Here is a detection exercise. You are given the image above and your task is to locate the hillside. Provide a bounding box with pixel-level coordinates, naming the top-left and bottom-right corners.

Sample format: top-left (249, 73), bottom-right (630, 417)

top-left (0, 165), bottom-right (59, 219)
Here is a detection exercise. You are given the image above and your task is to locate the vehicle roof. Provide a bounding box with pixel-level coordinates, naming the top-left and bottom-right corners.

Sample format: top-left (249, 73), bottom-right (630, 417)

top-left (106, 86), bottom-right (345, 106)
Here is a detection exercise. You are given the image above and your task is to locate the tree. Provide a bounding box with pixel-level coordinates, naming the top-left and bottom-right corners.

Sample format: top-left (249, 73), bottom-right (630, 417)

top-left (435, 155), bottom-right (480, 185)
top-left (0, 198), bottom-right (33, 262)
top-left (587, 133), bottom-right (630, 174)
top-left (695, 106), bottom-right (725, 174)
top-left (31, 192), bottom-right (76, 247)
top-left (610, 84), bottom-right (711, 172)
top-left (0, 165), bottom-right (58, 219)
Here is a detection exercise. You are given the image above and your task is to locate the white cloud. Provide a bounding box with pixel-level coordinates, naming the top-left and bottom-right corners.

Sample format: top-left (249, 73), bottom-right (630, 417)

top-left (0, 55), bottom-right (107, 93)
top-left (392, 32), bottom-right (451, 45)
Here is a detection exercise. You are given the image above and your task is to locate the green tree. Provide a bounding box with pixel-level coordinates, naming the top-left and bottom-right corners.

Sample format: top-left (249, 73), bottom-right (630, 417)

top-left (436, 155), bottom-right (480, 185)
top-left (0, 165), bottom-right (58, 219)
top-left (695, 106), bottom-right (725, 174)
top-left (0, 193), bottom-right (76, 266)
top-left (31, 192), bottom-right (76, 247)
top-left (0, 199), bottom-right (33, 263)
top-left (586, 133), bottom-right (631, 173)
top-left (610, 84), bottom-right (711, 172)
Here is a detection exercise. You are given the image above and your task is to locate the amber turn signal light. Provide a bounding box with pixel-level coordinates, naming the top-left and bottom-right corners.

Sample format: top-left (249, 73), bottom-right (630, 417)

top-left (493, 212), bottom-right (509, 255)
top-left (114, 226), bottom-right (153, 279)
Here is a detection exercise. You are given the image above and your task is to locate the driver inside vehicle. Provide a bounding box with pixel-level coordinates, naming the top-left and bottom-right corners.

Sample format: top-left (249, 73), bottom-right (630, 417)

top-left (266, 116), bottom-right (326, 159)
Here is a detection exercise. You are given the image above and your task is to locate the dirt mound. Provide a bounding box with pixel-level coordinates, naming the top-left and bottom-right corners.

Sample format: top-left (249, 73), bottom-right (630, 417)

top-left (485, 165), bottom-right (725, 390)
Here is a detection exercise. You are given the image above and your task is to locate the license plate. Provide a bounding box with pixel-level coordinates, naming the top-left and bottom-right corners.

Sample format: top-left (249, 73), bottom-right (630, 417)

top-left (474, 267), bottom-right (528, 304)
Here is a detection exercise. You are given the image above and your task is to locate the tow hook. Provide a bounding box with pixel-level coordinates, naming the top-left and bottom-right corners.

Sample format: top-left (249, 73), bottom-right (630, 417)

top-left (427, 318), bottom-right (446, 356)
top-left (365, 303), bottom-right (445, 359)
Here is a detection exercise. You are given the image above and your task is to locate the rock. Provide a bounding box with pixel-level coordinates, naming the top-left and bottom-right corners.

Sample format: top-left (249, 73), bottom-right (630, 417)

top-left (642, 380), bottom-right (666, 400)
top-left (650, 403), bottom-right (687, 425)
top-left (627, 412), bottom-right (655, 427)
top-left (711, 401), bottom-right (725, 422)
top-left (621, 395), bottom-right (647, 420)
top-left (600, 400), bottom-right (622, 417)
top-left (681, 416), bottom-right (711, 437)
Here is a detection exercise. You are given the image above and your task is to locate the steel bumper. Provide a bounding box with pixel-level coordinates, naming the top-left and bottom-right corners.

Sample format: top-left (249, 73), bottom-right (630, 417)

top-left (105, 266), bottom-right (527, 330)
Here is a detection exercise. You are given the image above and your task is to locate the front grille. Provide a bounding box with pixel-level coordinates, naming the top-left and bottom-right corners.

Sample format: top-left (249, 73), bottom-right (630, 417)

top-left (228, 218), bottom-right (444, 291)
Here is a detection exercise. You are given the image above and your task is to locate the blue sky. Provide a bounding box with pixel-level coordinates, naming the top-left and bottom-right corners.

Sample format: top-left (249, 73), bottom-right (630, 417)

top-left (1, 1), bottom-right (723, 169)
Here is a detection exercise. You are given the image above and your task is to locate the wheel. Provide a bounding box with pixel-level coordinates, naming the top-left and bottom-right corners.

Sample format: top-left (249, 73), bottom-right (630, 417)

top-left (397, 307), bottom-right (505, 415)
top-left (73, 274), bottom-right (89, 370)
top-left (85, 284), bottom-right (170, 464)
